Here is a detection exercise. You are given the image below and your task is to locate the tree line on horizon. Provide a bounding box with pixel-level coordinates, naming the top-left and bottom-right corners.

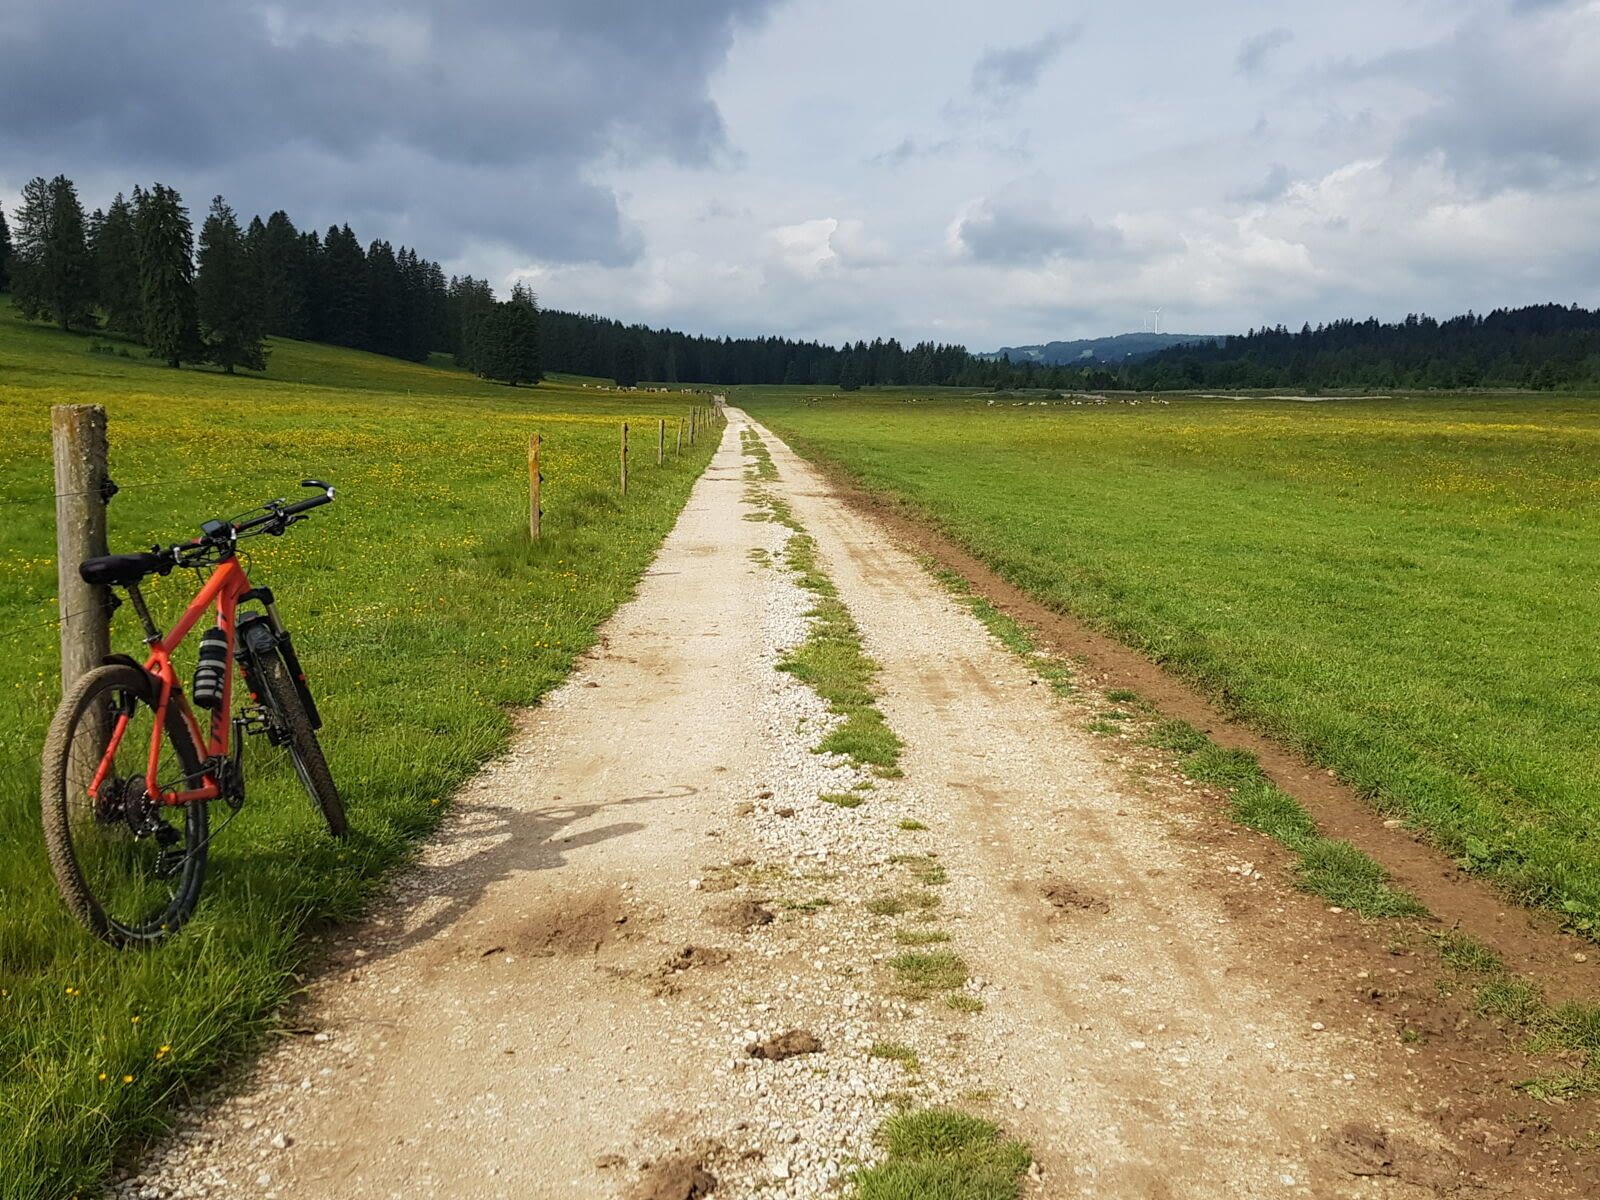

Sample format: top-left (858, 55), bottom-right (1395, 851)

top-left (3, 174), bottom-right (1596, 393)
top-left (0, 175), bottom-right (541, 384)
top-left (0, 173), bottom-right (978, 390)
top-left (1111, 307), bottom-right (1600, 392)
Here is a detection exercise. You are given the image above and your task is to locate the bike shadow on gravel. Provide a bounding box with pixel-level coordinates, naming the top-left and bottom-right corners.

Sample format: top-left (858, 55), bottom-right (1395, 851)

top-left (312, 784), bottom-right (698, 976)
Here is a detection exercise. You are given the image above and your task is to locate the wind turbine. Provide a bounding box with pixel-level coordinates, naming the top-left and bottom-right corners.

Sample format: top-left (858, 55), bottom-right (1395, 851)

top-left (1149, 308), bottom-right (1163, 335)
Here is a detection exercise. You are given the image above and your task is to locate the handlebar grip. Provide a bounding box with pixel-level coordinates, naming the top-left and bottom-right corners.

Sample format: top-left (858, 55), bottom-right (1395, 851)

top-left (281, 490), bottom-right (334, 518)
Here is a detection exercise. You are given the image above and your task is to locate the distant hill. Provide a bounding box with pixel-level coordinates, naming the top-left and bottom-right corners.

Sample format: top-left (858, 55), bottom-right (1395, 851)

top-left (984, 332), bottom-right (1220, 366)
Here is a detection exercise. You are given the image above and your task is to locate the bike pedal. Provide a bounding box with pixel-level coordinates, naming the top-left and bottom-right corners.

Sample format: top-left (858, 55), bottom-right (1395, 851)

top-left (155, 848), bottom-right (188, 879)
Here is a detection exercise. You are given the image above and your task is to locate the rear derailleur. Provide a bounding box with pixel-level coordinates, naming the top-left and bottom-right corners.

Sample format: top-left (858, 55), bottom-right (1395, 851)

top-left (101, 776), bottom-right (187, 878)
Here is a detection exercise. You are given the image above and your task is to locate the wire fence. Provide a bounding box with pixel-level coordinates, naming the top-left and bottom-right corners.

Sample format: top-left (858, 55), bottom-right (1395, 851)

top-left (0, 465), bottom-right (321, 647)
top-left (0, 466), bottom-right (313, 508)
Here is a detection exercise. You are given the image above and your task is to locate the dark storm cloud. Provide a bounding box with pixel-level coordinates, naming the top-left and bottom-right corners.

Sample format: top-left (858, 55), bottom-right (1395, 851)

top-left (956, 180), bottom-right (1123, 264)
top-left (1338, 3), bottom-right (1599, 189)
top-left (0, 0), bottom-right (776, 265)
top-left (1235, 27), bottom-right (1292, 76)
top-left (967, 26), bottom-right (1082, 109)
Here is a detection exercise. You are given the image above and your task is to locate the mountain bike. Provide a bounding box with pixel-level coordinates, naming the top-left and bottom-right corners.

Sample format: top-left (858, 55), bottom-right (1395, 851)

top-left (41, 480), bottom-right (344, 945)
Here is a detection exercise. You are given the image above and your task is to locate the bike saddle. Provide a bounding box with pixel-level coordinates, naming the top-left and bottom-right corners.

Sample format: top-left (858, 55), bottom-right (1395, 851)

top-left (79, 552), bottom-right (169, 587)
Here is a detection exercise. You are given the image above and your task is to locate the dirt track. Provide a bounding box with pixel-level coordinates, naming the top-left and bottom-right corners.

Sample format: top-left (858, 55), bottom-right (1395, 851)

top-left (119, 410), bottom-right (1595, 1199)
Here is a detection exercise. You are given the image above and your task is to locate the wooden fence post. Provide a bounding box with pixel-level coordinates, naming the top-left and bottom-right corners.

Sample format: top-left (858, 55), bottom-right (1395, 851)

top-left (620, 422), bottom-right (629, 495)
top-left (52, 404), bottom-right (113, 690)
top-left (689, 409), bottom-right (696, 446)
top-left (528, 433), bottom-right (542, 541)
top-left (657, 418), bottom-right (665, 466)
top-left (677, 418), bottom-right (684, 457)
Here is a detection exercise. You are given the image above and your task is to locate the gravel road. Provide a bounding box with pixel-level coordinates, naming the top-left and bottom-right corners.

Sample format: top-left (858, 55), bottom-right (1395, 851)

top-left (114, 408), bottom-right (1593, 1200)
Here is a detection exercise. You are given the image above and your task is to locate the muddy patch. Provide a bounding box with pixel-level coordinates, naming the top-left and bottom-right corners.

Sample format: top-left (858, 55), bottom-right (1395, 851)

top-left (1041, 878), bottom-right (1111, 915)
top-left (1329, 1122), bottom-right (1466, 1189)
top-left (510, 887), bottom-right (639, 957)
top-left (628, 1152), bottom-right (719, 1199)
top-left (710, 899), bottom-right (775, 931)
top-left (747, 1029), bottom-right (822, 1061)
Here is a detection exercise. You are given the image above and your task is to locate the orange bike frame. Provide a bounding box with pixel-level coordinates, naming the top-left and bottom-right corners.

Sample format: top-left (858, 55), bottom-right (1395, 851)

top-left (89, 557), bottom-right (256, 807)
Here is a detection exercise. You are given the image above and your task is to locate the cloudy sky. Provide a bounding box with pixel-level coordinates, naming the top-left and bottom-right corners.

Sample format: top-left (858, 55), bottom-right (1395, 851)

top-left (2, 0), bottom-right (1597, 348)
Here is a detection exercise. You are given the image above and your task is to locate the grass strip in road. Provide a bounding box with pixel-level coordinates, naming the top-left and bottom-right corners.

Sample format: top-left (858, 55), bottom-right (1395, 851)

top-left (852, 1108), bottom-right (1031, 1200)
top-left (777, 529), bottom-right (904, 772)
top-left (1145, 719), bottom-right (1425, 918)
top-left (888, 950), bottom-right (969, 997)
top-left (1434, 932), bottom-right (1600, 1100)
top-left (740, 425), bottom-right (903, 773)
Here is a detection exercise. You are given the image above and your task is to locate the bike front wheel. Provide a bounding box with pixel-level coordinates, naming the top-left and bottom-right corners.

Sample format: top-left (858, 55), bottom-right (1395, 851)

top-left (254, 650), bottom-right (347, 838)
top-left (41, 663), bottom-right (209, 945)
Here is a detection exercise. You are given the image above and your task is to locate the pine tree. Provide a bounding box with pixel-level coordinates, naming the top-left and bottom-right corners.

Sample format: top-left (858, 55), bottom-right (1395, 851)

top-left (92, 193), bottom-right (142, 335)
top-left (299, 229), bottom-right (326, 341)
top-left (474, 299), bottom-right (541, 386)
top-left (423, 260), bottom-right (449, 356)
top-left (197, 196), bottom-right (267, 373)
top-left (364, 238), bottom-right (402, 356)
top-left (838, 351), bottom-right (862, 391)
top-left (319, 224), bottom-right (367, 347)
top-left (0, 202), bottom-right (11, 292)
top-left (449, 275), bottom-right (496, 370)
top-left (509, 281), bottom-right (543, 382)
top-left (12, 175), bottom-right (96, 330)
top-left (134, 183), bottom-right (202, 368)
top-left (612, 335), bottom-right (639, 388)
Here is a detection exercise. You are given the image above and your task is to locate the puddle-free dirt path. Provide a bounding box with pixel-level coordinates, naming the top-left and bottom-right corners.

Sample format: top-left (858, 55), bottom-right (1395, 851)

top-left (119, 410), bottom-right (1593, 1200)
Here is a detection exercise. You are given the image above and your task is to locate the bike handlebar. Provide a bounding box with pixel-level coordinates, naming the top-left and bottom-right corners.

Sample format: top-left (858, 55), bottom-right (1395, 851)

top-left (234, 480), bottom-right (336, 535)
top-left (162, 480), bottom-right (336, 568)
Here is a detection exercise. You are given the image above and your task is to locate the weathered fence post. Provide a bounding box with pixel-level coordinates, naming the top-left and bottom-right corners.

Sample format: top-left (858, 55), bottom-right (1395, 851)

top-left (52, 404), bottom-right (113, 690)
top-left (620, 422), bottom-right (629, 495)
top-left (676, 418), bottom-right (684, 457)
top-left (658, 418), bottom-right (665, 466)
top-left (528, 433), bottom-right (542, 541)
top-left (689, 408), bottom-right (696, 446)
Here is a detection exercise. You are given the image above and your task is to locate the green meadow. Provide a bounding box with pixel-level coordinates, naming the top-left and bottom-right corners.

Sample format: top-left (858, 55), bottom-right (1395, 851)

top-left (739, 386), bottom-right (1600, 930)
top-left (0, 301), bottom-right (715, 1198)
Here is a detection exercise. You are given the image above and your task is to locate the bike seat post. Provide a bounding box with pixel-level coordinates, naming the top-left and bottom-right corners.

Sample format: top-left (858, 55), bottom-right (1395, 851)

top-left (124, 584), bottom-right (162, 644)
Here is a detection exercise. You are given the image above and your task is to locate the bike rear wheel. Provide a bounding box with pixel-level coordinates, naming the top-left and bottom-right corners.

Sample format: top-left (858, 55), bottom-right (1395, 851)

top-left (41, 663), bottom-right (209, 945)
top-left (255, 650), bottom-right (347, 838)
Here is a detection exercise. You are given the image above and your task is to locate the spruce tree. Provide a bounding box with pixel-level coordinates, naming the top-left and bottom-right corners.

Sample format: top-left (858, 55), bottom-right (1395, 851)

top-left (92, 193), bottom-right (142, 335)
top-left (474, 300), bottom-right (541, 386)
top-left (423, 260), bottom-right (450, 357)
top-left (838, 351), bottom-right (862, 391)
top-left (0, 202), bottom-right (11, 292)
top-left (134, 183), bottom-right (202, 368)
top-left (299, 229), bottom-right (326, 341)
top-left (613, 336), bottom-right (640, 388)
top-left (449, 275), bottom-right (496, 370)
top-left (319, 224), bottom-right (367, 347)
top-left (364, 238), bottom-right (402, 356)
top-left (509, 281), bottom-right (543, 382)
top-left (251, 212), bottom-right (309, 339)
top-left (197, 196), bottom-right (267, 373)
top-left (12, 175), bottom-right (96, 330)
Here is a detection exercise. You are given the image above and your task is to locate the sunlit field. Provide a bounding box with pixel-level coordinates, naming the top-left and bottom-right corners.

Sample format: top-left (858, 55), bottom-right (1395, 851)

top-left (740, 385), bottom-right (1600, 930)
top-left (0, 301), bottom-right (716, 1198)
